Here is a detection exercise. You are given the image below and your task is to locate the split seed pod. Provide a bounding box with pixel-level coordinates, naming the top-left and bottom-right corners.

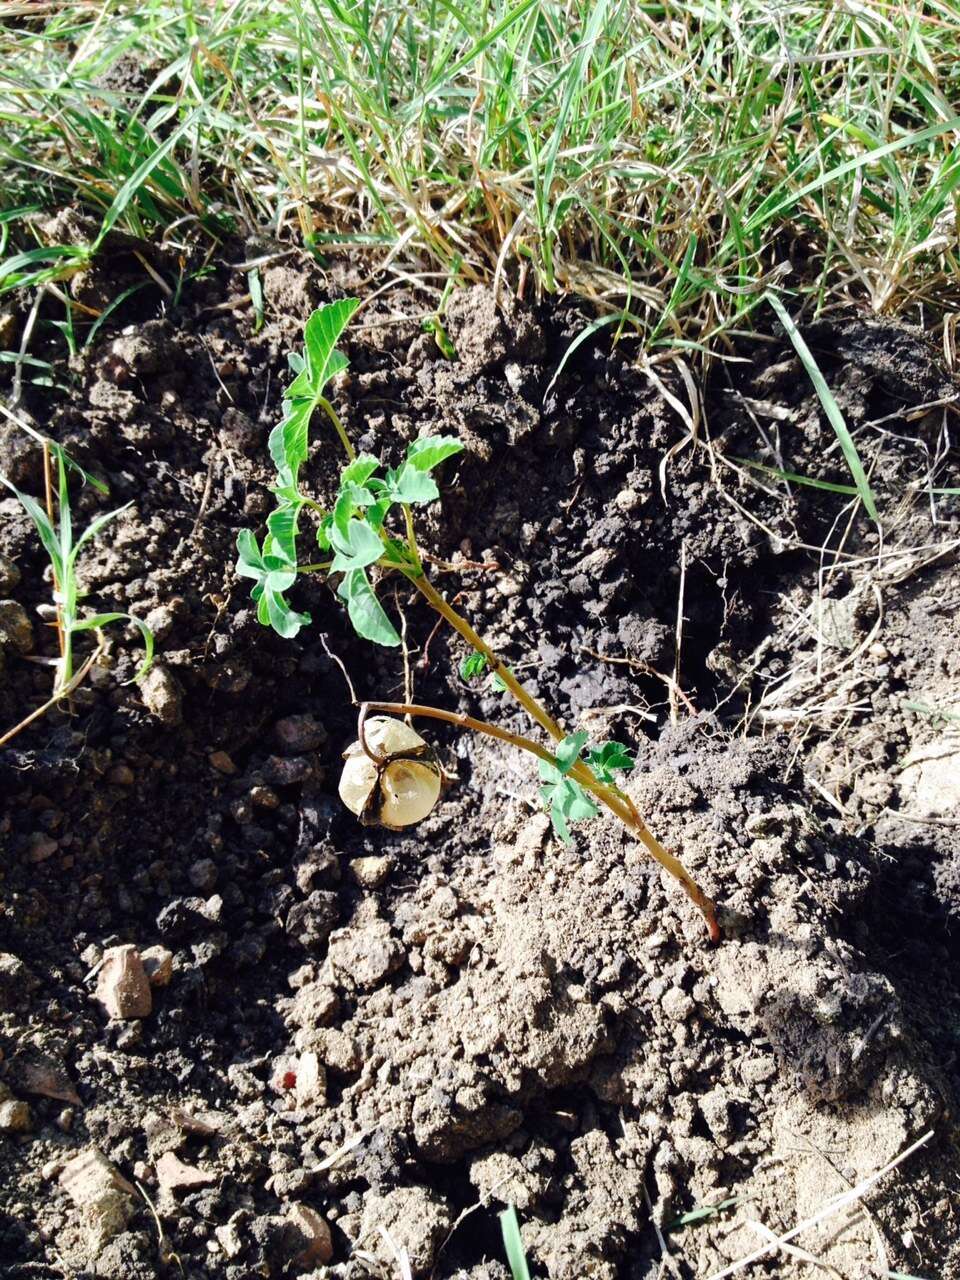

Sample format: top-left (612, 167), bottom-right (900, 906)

top-left (339, 716), bottom-right (442, 830)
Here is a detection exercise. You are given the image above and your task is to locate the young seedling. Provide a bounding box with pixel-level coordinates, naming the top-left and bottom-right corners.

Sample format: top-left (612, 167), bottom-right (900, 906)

top-left (0, 430), bottom-right (153, 745)
top-left (238, 300), bottom-right (719, 942)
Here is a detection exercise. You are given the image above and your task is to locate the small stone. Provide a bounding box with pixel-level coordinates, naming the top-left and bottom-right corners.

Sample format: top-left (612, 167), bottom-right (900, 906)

top-left (262, 755), bottom-right (314, 786)
top-left (26, 831), bottom-right (58, 863)
top-left (108, 764), bottom-right (135, 786)
top-left (209, 750), bottom-right (238, 775)
top-left (141, 945), bottom-right (173, 988)
top-left (250, 785), bottom-right (280, 809)
top-left (358, 1187), bottom-right (451, 1277)
top-left (144, 602), bottom-right (179, 640)
top-left (216, 1217), bottom-right (245, 1259)
top-left (188, 858), bottom-right (218, 892)
top-left (60, 1149), bottom-right (136, 1253)
top-left (741, 1054), bottom-right (778, 1086)
top-left (0, 600), bottom-right (33, 653)
top-left (295, 1052), bottom-right (326, 1108)
top-left (349, 856), bottom-right (392, 889)
top-left (287, 983), bottom-right (340, 1033)
top-left (285, 1202), bottom-right (333, 1269)
top-left (155, 1151), bottom-right (215, 1196)
top-left (0, 554), bottom-right (21, 594)
top-left (274, 714), bottom-right (327, 753)
top-left (311, 1028), bottom-right (361, 1074)
top-left (96, 945), bottom-right (153, 1020)
top-left (12, 1050), bottom-right (80, 1104)
top-left (0, 1099), bottom-right (32, 1133)
top-left (139, 665), bottom-right (183, 726)
top-left (613, 487), bottom-right (641, 512)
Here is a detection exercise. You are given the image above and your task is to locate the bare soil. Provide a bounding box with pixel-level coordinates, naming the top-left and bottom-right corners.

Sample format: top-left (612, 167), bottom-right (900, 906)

top-left (1, 244), bottom-right (959, 1279)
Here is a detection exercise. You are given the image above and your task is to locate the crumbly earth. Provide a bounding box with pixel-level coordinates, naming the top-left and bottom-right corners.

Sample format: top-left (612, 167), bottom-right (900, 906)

top-left (0, 244), bottom-right (958, 1278)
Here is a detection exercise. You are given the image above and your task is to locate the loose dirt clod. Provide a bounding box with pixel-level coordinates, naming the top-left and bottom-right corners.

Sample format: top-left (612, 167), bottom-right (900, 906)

top-left (0, 1096), bottom-right (32, 1133)
top-left (59, 1149), bottom-right (137, 1253)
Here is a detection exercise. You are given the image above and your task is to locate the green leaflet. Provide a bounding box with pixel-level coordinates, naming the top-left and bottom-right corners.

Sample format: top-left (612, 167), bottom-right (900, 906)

top-left (303, 299), bottom-right (359, 389)
top-left (341, 453), bottom-right (380, 487)
top-left (555, 730), bottom-right (588, 774)
top-left (499, 1207), bottom-right (532, 1280)
top-left (384, 461), bottom-right (439, 505)
top-left (236, 528), bottom-right (310, 639)
top-left (337, 569), bottom-right (400, 647)
top-left (585, 740), bottom-right (635, 784)
top-left (329, 518), bottom-right (384, 573)
top-left (405, 435), bottom-right (464, 472)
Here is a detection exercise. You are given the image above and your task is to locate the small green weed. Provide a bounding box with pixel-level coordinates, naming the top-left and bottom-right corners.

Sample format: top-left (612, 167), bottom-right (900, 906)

top-left (238, 301), bottom-right (719, 941)
top-left (0, 426), bottom-right (153, 741)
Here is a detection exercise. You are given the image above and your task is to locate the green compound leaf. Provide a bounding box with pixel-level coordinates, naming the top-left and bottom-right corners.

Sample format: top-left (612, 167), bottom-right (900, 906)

top-left (586, 740), bottom-right (635, 784)
top-left (329, 518), bottom-right (384, 573)
top-left (236, 529), bottom-right (310, 639)
top-left (337, 569), bottom-right (400, 647)
top-left (555, 730), bottom-right (588, 775)
top-left (460, 651), bottom-right (489, 681)
top-left (538, 754), bottom-right (598, 845)
top-left (405, 435), bottom-right (464, 472)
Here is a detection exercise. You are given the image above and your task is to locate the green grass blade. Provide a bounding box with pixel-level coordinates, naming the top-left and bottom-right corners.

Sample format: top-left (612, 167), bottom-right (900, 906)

top-left (69, 611), bottom-right (154, 682)
top-left (499, 1206), bottom-right (532, 1280)
top-left (735, 458), bottom-right (860, 496)
top-left (765, 291), bottom-right (879, 523)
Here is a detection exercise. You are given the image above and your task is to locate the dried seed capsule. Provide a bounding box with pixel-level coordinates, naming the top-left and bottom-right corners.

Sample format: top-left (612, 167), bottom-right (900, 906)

top-left (339, 717), bottom-right (442, 829)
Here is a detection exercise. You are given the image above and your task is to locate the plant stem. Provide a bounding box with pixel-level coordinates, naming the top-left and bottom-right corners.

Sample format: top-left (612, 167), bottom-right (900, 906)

top-left (317, 395), bottom-right (356, 462)
top-left (406, 570), bottom-right (564, 740)
top-left (362, 698), bottom-right (719, 942)
top-left (42, 441), bottom-right (73, 696)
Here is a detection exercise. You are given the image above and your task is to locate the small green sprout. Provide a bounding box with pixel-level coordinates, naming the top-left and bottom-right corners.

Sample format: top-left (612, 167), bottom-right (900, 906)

top-left (0, 436), bottom-right (153, 735)
top-left (537, 731), bottom-right (635, 844)
top-left (238, 300), bottom-right (720, 943)
top-left (459, 651), bottom-right (488, 681)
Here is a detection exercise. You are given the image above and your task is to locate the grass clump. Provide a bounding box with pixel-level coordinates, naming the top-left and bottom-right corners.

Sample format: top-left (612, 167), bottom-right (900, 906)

top-left (0, 3), bottom-right (958, 345)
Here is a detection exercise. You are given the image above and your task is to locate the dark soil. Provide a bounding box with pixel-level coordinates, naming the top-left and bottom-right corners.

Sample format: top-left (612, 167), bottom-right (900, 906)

top-left (1, 246), bottom-right (959, 1279)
